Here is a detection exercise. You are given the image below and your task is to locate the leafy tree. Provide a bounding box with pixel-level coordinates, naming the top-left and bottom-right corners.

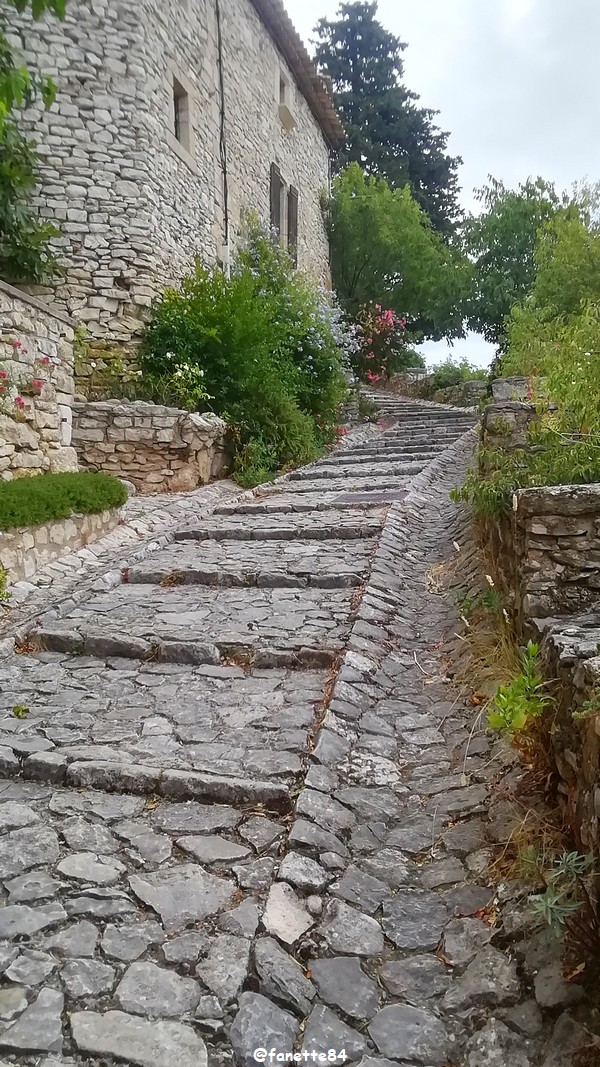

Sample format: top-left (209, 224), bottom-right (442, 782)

top-left (532, 211), bottom-right (600, 317)
top-left (0, 0), bottom-right (65, 281)
top-left (313, 1), bottom-right (462, 235)
top-left (463, 176), bottom-right (561, 350)
top-left (326, 163), bottom-right (471, 340)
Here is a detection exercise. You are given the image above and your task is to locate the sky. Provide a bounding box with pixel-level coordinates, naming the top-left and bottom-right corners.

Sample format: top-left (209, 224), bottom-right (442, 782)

top-left (287, 0), bottom-right (600, 367)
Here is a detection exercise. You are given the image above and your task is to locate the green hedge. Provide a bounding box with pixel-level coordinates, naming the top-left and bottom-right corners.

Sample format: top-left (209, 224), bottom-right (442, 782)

top-left (0, 471), bottom-right (128, 531)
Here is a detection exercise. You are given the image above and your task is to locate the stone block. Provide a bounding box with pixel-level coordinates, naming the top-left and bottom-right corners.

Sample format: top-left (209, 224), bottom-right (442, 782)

top-left (48, 447), bottom-right (78, 473)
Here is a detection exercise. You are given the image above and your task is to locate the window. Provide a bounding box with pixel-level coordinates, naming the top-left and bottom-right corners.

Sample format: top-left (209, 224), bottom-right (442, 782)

top-left (173, 76), bottom-right (191, 152)
top-left (287, 186), bottom-right (298, 267)
top-left (279, 74), bottom-right (287, 106)
top-left (278, 69), bottom-right (296, 131)
top-left (270, 165), bottom-right (299, 266)
top-left (270, 163), bottom-right (284, 236)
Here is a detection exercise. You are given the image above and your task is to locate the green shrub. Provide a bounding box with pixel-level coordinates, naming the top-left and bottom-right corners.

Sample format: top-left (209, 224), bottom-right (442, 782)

top-left (140, 223), bottom-right (349, 484)
top-left (487, 640), bottom-right (549, 734)
top-left (533, 851), bottom-right (595, 940)
top-left (0, 472), bottom-right (128, 531)
top-left (456, 217), bottom-right (600, 514)
top-left (422, 358), bottom-right (487, 396)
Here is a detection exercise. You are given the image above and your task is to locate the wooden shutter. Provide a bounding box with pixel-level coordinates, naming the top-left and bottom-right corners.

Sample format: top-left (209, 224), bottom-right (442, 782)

top-left (270, 163), bottom-right (282, 236)
top-left (287, 185), bottom-right (298, 266)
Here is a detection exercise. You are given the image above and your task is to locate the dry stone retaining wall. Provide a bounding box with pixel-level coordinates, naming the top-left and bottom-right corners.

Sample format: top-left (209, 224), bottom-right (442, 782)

top-left (72, 399), bottom-right (229, 493)
top-left (0, 506), bottom-right (123, 584)
top-left (0, 282), bottom-right (77, 479)
top-left (489, 484), bottom-right (600, 624)
top-left (479, 380), bottom-right (600, 853)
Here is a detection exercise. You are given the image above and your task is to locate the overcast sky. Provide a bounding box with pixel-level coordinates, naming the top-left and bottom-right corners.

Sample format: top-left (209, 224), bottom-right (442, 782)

top-left (288, 0), bottom-right (600, 366)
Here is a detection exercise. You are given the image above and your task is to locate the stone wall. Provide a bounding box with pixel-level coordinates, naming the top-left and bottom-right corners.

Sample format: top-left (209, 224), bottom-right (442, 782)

top-left (12, 0), bottom-right (333, 341)
top-left (0, 281), bottom-right (77, 479)
top-left (0, 506), bottom-right (123, 585)
top-left (72, 400), bottom-right (229, 493)
top-left (534, 615), bottom-right (600, 851)
top-left (477, 381), bottom-right (600, 851)
top-left (488, 484), bottom-right (600, 624)
top-left (481, 400), bottom-right (539, 454)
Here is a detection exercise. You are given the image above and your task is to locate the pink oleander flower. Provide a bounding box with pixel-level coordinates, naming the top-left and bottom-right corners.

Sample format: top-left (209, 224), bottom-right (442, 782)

top-left (0, 370), bottom-right (7, 380)
top-left (14, 395), bottom-right (25, 408)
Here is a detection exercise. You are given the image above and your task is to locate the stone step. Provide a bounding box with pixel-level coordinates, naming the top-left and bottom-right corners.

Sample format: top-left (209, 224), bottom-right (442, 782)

top-left (369, 405), bottom-right (473, 416)
top-left (377, 419), bottom-right (476, 431)
top-left (0, 653), bottom-right (326, 799)
top-left (216, 489), bottom-right (406, 513)
top-left (318, 449), bottom-right (440, 466)
top-left (176, 509), bottom-right (385, 542)
top-left (287, 462), bottom-right (424, 482)
top-left (125, 538), bottom-right (375, 589)
top-left (377, 428), bottom-right (474, 443)
top-left (32, 584), bottom-right (355, 667)
top-left (361, 393), bottom-right (474, 413)
top-left (213, 496), bottom-right (386, 515)
top-left (266, 475), bottom-right (413, 495)
top-left (339, 441), bottom-right (451, 457)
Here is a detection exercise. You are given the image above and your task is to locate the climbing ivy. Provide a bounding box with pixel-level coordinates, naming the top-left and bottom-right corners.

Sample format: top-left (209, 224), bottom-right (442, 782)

top-left (0, 0), bottom-right (66, 282)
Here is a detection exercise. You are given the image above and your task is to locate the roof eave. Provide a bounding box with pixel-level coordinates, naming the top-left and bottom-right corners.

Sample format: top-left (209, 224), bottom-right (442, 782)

top-left (248, 0), bottom-right (345, 149)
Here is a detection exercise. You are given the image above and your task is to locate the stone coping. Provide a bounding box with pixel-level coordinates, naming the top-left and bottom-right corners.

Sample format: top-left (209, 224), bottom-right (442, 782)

top-left (0, 278), bottom-right (74, 328)
top-left (514, 481), bottom-right (600, 516)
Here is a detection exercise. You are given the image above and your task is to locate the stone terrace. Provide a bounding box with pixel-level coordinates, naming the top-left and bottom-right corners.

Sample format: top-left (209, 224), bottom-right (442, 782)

top-left (0, 396), bottom-right (578, 1067)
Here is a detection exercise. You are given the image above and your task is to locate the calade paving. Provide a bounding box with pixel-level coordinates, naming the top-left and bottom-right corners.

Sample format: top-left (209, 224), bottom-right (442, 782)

top-left (0, 395), bottom-right (579, 1066)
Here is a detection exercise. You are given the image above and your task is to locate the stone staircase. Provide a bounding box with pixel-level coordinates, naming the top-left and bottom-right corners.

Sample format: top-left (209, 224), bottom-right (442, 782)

top-left (280, 391), bottom-right (478, 506)
top-left (0, 395), bottom-right (483, 1066)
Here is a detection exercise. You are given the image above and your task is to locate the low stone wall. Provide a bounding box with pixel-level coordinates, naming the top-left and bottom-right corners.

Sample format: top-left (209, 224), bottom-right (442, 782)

top-left (385, 371), bottom-right (487, 407)
top-left (488, 484), bottom-right (600, 624)
top-left (72, 400), bottom-right (229, 493)
top-left (481, 399), bottom-right (539, 454)
top-left (0, 506), bottom-right (123, 584)
top-left (0, 280), bottom-right (78, 478)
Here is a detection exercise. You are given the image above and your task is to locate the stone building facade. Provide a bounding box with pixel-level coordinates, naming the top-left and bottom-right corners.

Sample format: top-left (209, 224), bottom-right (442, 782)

top-left (12, 0), bottom-right (342, 341)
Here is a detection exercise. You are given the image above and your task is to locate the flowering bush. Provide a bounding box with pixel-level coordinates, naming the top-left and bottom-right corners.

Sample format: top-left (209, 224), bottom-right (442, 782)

top-left (351, 304), bottom-right (412, 383)
top-left (140, 223), bottom-right (348, 484)
top-left (0, 339), bottom-right (54, 418)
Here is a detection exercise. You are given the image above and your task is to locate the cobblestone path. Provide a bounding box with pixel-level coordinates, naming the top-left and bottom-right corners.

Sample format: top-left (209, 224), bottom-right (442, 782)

top-left (0, 397), bottom-right (566, 1066)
